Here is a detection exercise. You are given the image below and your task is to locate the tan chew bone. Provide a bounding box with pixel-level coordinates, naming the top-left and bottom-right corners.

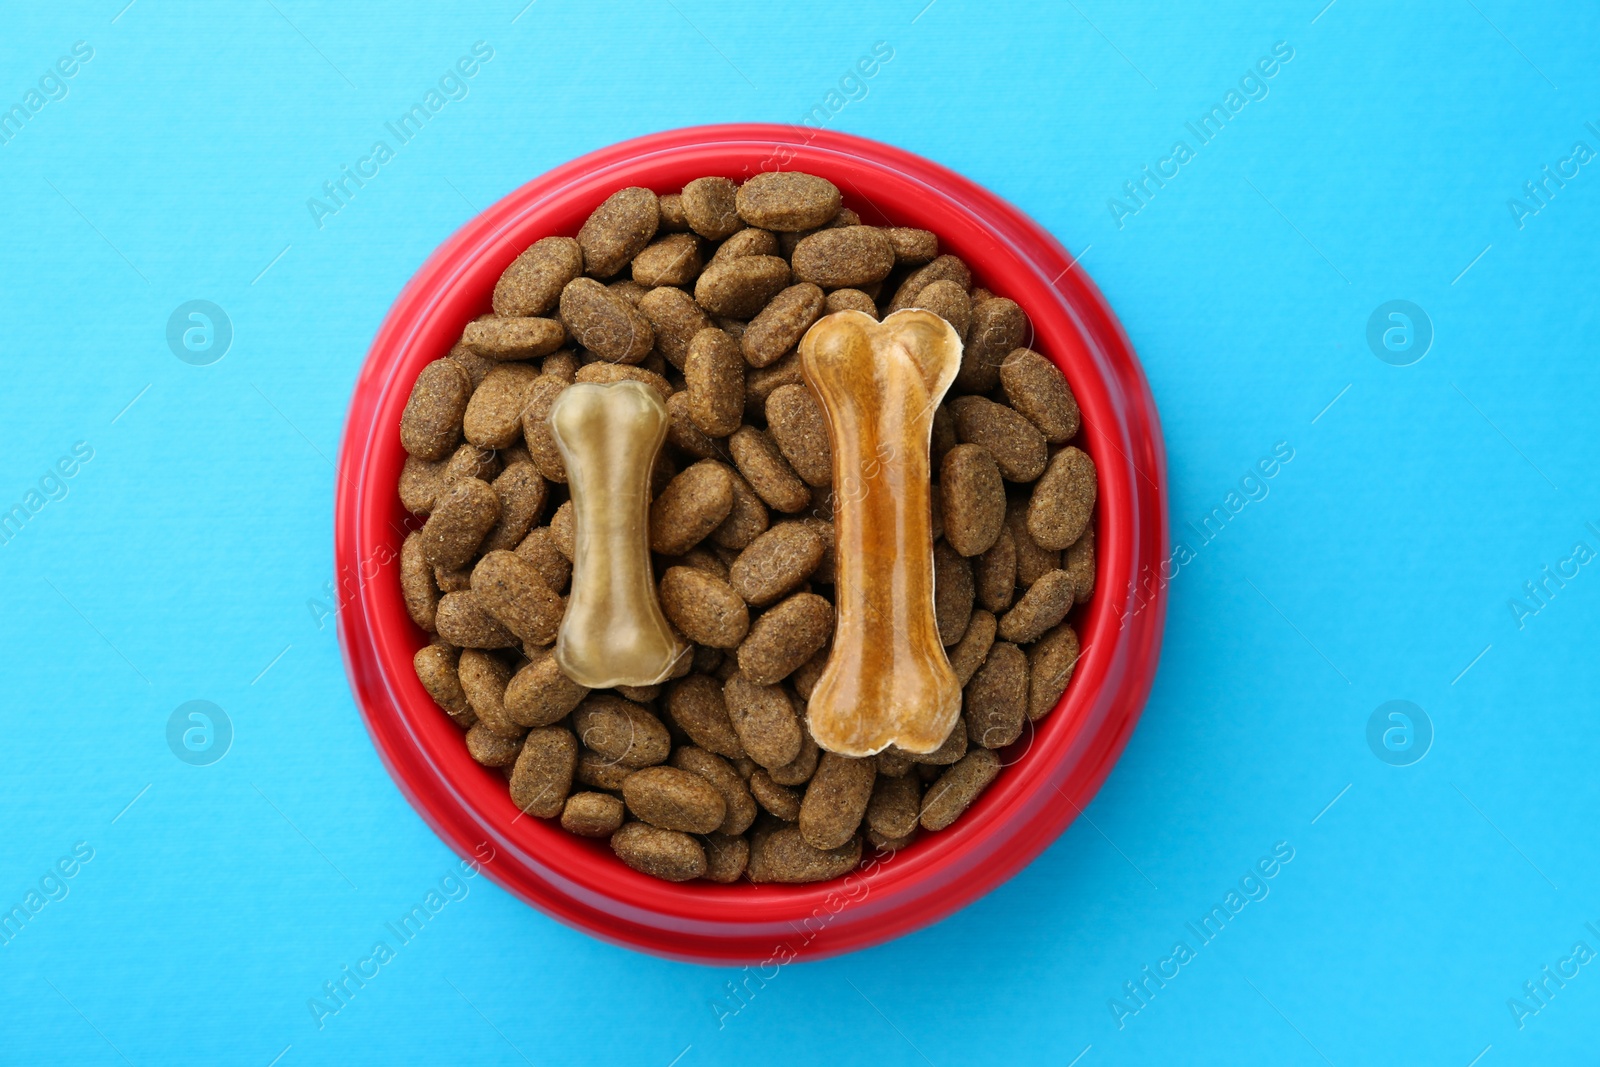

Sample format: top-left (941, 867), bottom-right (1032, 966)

top-left (549, 381), bottom-right (689, 687)
top-left (799, 309), bottom-right (963, 756)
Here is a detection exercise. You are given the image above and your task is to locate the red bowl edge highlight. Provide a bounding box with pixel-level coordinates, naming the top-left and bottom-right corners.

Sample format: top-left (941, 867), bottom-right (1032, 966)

top-left (334, 124), bottom-right (1168, 965)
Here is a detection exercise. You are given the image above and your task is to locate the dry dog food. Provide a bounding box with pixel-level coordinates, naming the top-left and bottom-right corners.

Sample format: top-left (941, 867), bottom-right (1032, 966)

top-left (397, 171), bottom-right (1098, 884)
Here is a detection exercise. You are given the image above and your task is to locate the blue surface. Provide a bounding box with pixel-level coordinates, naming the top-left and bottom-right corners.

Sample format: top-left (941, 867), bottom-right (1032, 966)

top-left (1, 2), bottom-right (1596, 1064)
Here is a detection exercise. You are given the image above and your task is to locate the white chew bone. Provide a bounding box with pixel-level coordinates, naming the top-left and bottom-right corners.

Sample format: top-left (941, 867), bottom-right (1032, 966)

top-left (548, 381), bottom-right (688, 687)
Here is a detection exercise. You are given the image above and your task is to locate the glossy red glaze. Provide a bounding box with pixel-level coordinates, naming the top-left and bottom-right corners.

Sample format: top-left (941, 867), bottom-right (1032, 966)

top-left (335, 125), bottom-right (1167, 964)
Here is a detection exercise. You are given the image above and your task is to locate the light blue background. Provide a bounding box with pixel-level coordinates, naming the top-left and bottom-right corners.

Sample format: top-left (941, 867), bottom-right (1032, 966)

top-left (2, 1), bottom-right (1596, 1064)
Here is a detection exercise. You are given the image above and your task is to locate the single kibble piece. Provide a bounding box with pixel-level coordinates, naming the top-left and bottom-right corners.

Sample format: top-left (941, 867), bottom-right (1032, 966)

top-left (749, 769), bottom-right (802, 820)
top-left (884, 227), bottom-right (938, 266)
top-left (571, 695), bottom-right (672, 768)
top-left (1027, 622), bottom-right (1080, 721)
top-left (940, 444), bottom-right (1007, 556)
top-left (735, 172), bottom-right (842, 232)
top-left (670, 746), bottom-right (757, 835)
top-left (462, 316), bottom-right (566, 360)
top-left (464, 363), bottom-right (540, 449)
top-left (748, 824), bottom-right (861, 883)
top-left (1000, 347), bottom-right (1080, 443)
top-left (519, 376), bottom-right (570, 484)
top-left (959, 298), bottom-right (1027, 393)
top-left (728, 427), bottom-right (811, 513)
top-left (823, 288), bottom-right (878, 318)
top-left (509, 726), bottom-right (578, 818)
top-left (920, 748), bottom-right (1001, 831)
top-left (579, 186), bottom-right (659, 278)
top-left (548, 500), bottom-right (575, 560)
top-left (560, 277), bottom-right (654, 364)
top-left (712, 227), bottom-right (780, 263)
top-left (630, 233), bottom-right (702, 289)
top-left (414, 643), bottom-right (473, 726)
top-left (767, 727), bottom-right (820, 786)
top-left (494, 236), bottom-right (583, 317)
top-left (914, 279), bottom-right (971, 341)
top-left (401, 532), bottom-right (440, 632)
top-left (946, 609), bottom-right (998, 687)
top-left (701, 832), bottom-right (750, 882)
top-left (737, 592), bottom-right (834, 685)
top-left (684, 328), bottom-right (746, 437)
top-left (470, 550), bottom-right (565, 646)
top-left (658, 193), bottom-right (689, 231)
top-left (866, 773), bottom-right (921, 840)
top-left (1008, 497), bottom-right (1060, 585)
top-left (800, 310), bottom-right (963, 757)
top-left (637, 285), bottom-right (712, 369)
top-left (791, 226), bottom-right (896, 289)
top-left (458, 649), bottom-right (519, 736)
top-left (681, 176), bottom-right (742, 239)
top-left (1028, 446), bottom-right (1097, 550)
top-left (659, 566), bottom-right (750, 648)
top-left (933, 540), bottom-right (975, 647)
top-left (449, 343), bottom-right (496, 388)
top-left (622, 766), bottom-right (726, 834)
top-left (400, 358), bottom-right (472, 460)
top-left (998, 568), bottom-right (1074, 644)
top-left (504, 649), bottom-right (590, 727)
top-left (742, 283), bottom-right (825, 368)
top-left (664, 391), bottom-right (721, 459)
top-left (650, 460), bottom-right (735, 555)
top-left (665, 675), bottom-right (746, 759)
top-left (723, 672), bottom-right (803, 769)
top-left (974, 526), bottom-right (1017, 612)
top-left (549, 382), bottom-right (688, 687)
top-left (480, 462), bottom-right (548, 554)
top-left (561, 792), bottom-right (625, 837)
top-left (965, 641), bottom-right (1028, 749)
top-left (419, 478), bottom-right (499, 571)
top-left (765, 384), bottom-right (832, 488)
top-left (1065, 526), bottom-right (1095, 603)
top-left (576, 752), bottom-right (633, 793)
top-left (573, 361), bottom-right (671, 401)
top-left (466, 723), bottom-right (523, 767)
top-left (514, 527), bottom-right (572, 593)
top-left (728, 522), bottom-right (825, 606)
top-left (611, 822), bottom-right (706, 881)
top-left (888, 254), bottom-right (971, 312)
top-left (951, 396), bottom-right (1047, 483)
top-left (799, 753), bottom-right (877, 850)
top-left (710, 470), bottom-right (770, 550)
top-left (695, 255), bottom-right (793, 319)
top-left (434, 591), bottom-right (519, 648)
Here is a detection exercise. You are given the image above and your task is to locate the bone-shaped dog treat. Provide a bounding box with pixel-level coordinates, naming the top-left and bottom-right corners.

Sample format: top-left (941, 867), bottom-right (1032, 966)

top-left (549, 381), bottom-right (688, 688)
top-left (798, 309), bottom-right (963, 756)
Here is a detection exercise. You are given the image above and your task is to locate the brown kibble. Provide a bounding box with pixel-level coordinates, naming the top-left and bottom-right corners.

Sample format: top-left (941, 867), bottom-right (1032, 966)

top-left (400, 358), bottom-right (471, 460)
top-left (401, 532), bottom-right (440, 632)
top-left (766, 725), bottom-right (820, 786)
top-left (701, 832), bottom-right (749, 882)
top-left (735, 172), bottom-right (841, 232)
top-left (737, 592), bottom-right (833, 685)
top-left (1065, 526), bottom-right (1095, 603)
top-left (866, 773), bottom-right (921, 840)
top-left (560, 277), bottom-right (654, 364)
top-left (998, 569), bottom-right (1074, 644)
top-left (684, 328), bottom-right (745, 436)
top-left (914, 279), bottom-right (971, 341)
top-left (658, 194), bottom-right (689, 232)
top-left (481, 463), bottom-right (548, 554)
top-left (951, 396), bottom-right (1047, 483)
top-left (630, 233), bottom-right (702, 288)
top-left (520, 375), bottom-right (570, 483)
top-left (462, 316), bottom-right (566, 361)
top-left (448, 343), bottom-right (496, 389)
top-left (664, 391), bottom-right (723, 459)
top-left (933, 541), bottom-right (975, 646)
top-left (748, 824), bottom-right (860, 883)
top-left (458, 649), bottom-right (520, 737)
top-left (1028, 446), bottom-right (1097, 549)
top-left (728, 522), bottom-right (824, 606)
top-left (920, 748), bottom-right (1000, 831)
top-left (710, 470), bottom-right (770, 549)
top-left (579, 186), bottom-right (659, 278)
top-left (749, 769), bottom-right (802, 820)
top-left (466, 723), bottom-right (523, 767)
top-left (723, 672), bottom-right (803, 769)
top-left (940, 444), bottom-right (1006, 556)
top-left (884, 227), bottom-right (938, 266)
top-left (622, 765), bottom-right (726, 833)
top-left (670, 747), bottom-right (756, 835)
top-left (470, 550), bottom-right (565, 646)
top-left (791, 226), bottom-right (895, 289)
top-left (561, 791), bottom-right (625, 837)
top-left (1008, 497), bottom-right (1060, 585)
top-left (504, 649), bottom-right (590, 727)
top-left (681, 176), bottom-right (742, 239)
top-left (636, 285), bottom-right (712, 369)
top-left (888, 254), bottom-right (971, 312)
top-left (434, 564), bottom-right (471, 594)
top-left (711, 227), bottom-right (779, 262)
top-left (571, 695), bottom-right (672, 768)
top-left (664, 675), bottom-right (744, 758)
top-left (615, 684), bottom-right (660, 703)
top-left (541, 350), bottom-right (579, 382)
top-left (867, 827), bottom-right (918, 852)
top-left (946, 609), bottom-right (997, 687)
top-left (975, 526), bottom-right (1017, 612)
top-left (419, 478), bottom-right (499, 570)
top-left (741, 283), bottom-right (825, 368)
top-left (413, 642), bottom-right (473, 726)
top-left (965, 641), bottom-right (1027, 749)
top-left (464, 363), bottom-right (540, 449)
top-left (548, 500), bottom-right (575, 560)
top-left (901, 714), bottom-right (968, 766)
top-left (573, 361), bottom-right (672, 401)
top-left (744, 352), bottom-right (806, 417)
top-left (434, 591), bottom-right (519, 649)
top-left (959, 298), bottom-right (1027, 393)
top-left (611, 822), bottom-right (706, 881)
top-left (1027, 623), bottom-right (1080, 721)
top-left (728, 427), bottom-right (810, 513)
top-left (514, 527), bottom-right (571, 592)
top-left (931, 405), bottom-right (957, 471)
top-left (650, 460), bottom-right (735, 555)
top-left (799, 753), bottom-right (876, 850)
top-left (1000, 347), bottom-right (1080, 443)
top-left (576, 751), bottom-right (633, 793)
top-left (765, 384), bottom-right (832, 488)
top-left (659, 566), bottom-right (750, 648)
top-left (823, 288), bottom-right (879, 318)
top-left (493, 236), bottom-right (583, 317)
top-left (694, 255), bottom-right (792, 319)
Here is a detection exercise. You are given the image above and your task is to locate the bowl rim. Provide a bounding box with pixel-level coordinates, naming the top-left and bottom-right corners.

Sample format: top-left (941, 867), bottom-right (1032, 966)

top-left (335, 123), bottom-right (1168, 964)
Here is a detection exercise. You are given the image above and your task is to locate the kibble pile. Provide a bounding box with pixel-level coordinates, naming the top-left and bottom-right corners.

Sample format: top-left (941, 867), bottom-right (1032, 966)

top-left (397, 171), bottom-right (1097, 884)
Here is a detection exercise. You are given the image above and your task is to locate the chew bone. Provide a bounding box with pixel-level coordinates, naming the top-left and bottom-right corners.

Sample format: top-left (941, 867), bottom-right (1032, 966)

top-left (798, 309), bottom-right (963, 755)
top-left (549, 381), bottom-right (688, 687)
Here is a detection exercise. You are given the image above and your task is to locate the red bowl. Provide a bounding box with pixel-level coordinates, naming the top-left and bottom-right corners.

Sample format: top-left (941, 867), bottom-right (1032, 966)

top-left (336, 124), bottom-right (1168, 964)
